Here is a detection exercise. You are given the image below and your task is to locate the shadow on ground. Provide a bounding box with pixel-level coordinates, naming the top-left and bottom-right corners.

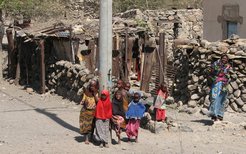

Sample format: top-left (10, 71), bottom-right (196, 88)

top-left (191, 119), bottom-right (214, 126)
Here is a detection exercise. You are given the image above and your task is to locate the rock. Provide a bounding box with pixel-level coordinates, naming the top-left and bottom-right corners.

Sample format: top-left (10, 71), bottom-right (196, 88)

top-left (230, 82), bottom-right (239, 90)
top-left (203, 95), bottom-right (210, 107)
top-left (233, 90), bottom-right (241, 98)
top-left (241, 94), bottom-right (246, 102)
top-left (26, 88), bottom-right (34, 94)
top-left (201, 108), bottom-right (209, 115)
top-left (166, 97), bottom-right (174, 104)
top-left (188, 100), bottom-right (197, 108)
top-left (227, 84), bottom-right (234, 94)
top-left (242, 89), bottom-right (246, 94)
top-left (177, 101), bottom-right (183, 107)
top-left (187, 107), bottom-right (200, 114)
top-left (235, 98), bottom-right (244, 107)
top-left (192, 75), bottom-right (199, 82)
top-left (235, 50), bottom-right (245, 55)
top-left (180, 125), bottom-right (193, 132)
top-left (193, 26), bottom-right (200, 32)
top-left (231, 74), bottom-right (238, 80)
top-left (218, 45), bottom-right (228, 53)
top-left (230, 103), bottom-right (238, 112)
top-left (168, 15), bottom-right (175, 21)
top-left (242, 105), bottom-right (246, 112)
top-left (191, 94), bottom-right (200, 100)
top-left (155, 122), bottom-right (167, 134)
top-left (188, 85), bottom-right (197, 91)
top-left (200, 40), bottom-right (210, 48)
top-left (9, 80), bottom-right (14, 84)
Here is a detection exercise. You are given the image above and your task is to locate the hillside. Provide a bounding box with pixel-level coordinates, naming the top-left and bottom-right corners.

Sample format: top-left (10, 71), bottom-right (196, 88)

top-left (0, 0), bottom-right (202, 20)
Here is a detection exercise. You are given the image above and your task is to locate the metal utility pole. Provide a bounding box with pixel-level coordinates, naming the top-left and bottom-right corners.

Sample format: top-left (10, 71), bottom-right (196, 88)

top-left (99, 0), bottom-right (112, 91)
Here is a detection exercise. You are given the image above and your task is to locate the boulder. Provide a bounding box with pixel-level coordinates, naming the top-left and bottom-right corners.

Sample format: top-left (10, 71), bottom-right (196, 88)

top-left (188, 100), bottom-right (197, 108)
top-left (188, 85), bottom-right (197, 91)
top-left (230, 102), bottom-right (238, 112)
top-left (242, 94), bottom-right (246, 102)
top-left (233, 90), bottom-right (241, 98)
top-left (230, 82), bottom-right (239, 90)
top-left (200, 108), bottom-right (209, 115)
top-left (242, 105), bottom-right (246, 112)
top-left (235, 97), bottom-right (245, 107)
top-left (191, 94), bottom-right (200, 100)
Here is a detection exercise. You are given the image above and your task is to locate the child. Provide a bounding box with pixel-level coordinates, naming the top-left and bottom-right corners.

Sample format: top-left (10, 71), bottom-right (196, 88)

top-left (154, 82), bottom-right (168, 122)
top-left (112, 90), bottom-right (126, 144)
top-left (125, 92), bottom-right (146, 143)
top-left (94, 90), bottom-right (112, 148)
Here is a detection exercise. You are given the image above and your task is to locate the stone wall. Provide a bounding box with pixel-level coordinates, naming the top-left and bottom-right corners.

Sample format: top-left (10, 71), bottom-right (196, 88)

top-left (47, 60), bottom-right (95, 103)
top-left (120, 9), bottom-right (203, 61)
top-left (173, 36), bottom-right (246, 113)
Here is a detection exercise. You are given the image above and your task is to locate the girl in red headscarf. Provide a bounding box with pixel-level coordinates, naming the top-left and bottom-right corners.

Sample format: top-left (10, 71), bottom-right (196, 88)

top-left (94, 90), bottom-right (112, 148)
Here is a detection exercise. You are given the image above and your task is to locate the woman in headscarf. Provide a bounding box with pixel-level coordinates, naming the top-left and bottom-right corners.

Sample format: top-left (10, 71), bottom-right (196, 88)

top-left (112, 90), bottom-right (126, 144)
top-left (79, 80), bottom-right (99, 144)
top-left (207, 54), bottom-right (231, 121)
top-left (94, 90), bottom-right (112, 148)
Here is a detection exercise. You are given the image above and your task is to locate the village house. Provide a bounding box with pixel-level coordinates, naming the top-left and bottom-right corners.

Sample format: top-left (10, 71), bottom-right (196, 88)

top-left (203, 0), bottom-right (246, 41)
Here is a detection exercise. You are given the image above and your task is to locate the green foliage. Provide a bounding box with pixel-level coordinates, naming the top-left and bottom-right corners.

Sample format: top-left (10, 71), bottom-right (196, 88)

top-left (135, 19), bottom-right (147, 28)
top-left (1, 0), bottom-right (66, 18)
top-left (113, 0), bottom-right (202, 13)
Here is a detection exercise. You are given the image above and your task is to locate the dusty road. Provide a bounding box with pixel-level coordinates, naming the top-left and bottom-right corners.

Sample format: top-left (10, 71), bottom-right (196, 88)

top-left (0, 81), bottom-right (246, 154)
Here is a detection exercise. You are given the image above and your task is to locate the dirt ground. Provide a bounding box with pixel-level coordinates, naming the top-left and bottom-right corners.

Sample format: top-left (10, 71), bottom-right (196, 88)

top-left (0, 80), bottom-right (246, 154)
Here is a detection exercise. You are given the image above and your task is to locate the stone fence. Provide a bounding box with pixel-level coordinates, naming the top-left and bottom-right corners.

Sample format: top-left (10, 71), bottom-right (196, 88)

top-left (47, 60), bottom-right (95, 103)
top-left (173, 36), bottom-right (246, 113)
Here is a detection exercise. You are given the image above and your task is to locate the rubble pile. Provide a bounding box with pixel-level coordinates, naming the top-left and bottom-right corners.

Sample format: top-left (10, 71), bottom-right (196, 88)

top-left (173, 35), bottom-right (246, 113)
top-left (47, 60), bottom-right (95, 103)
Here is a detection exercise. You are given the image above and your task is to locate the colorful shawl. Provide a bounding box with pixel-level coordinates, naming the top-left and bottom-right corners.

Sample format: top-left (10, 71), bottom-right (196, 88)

top-left (126, 101), bottom-right (146, 119)
top-left (208, 60), bottom-right (231, 91)
top-left (154, 89), bottom-right (168, 109)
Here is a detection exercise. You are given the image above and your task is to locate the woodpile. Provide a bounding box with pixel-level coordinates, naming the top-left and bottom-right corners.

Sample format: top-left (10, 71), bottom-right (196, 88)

top-left (173, 35), bottom-right (246, 113)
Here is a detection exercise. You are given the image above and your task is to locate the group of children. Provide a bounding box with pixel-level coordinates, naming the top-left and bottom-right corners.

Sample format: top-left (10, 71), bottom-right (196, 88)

top-left (79, 79), bottom-right (168, 148)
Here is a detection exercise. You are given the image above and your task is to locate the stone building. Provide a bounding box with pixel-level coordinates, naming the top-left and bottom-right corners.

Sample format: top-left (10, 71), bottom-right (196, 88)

top-left (203, 0), bottom-right (246, 41)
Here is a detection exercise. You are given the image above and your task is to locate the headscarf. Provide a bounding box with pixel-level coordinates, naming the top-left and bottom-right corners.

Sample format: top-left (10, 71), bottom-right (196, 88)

top-left (112, 92), bottom-right (125, 117)
top-left (95, 90), bottom-right (112, 120)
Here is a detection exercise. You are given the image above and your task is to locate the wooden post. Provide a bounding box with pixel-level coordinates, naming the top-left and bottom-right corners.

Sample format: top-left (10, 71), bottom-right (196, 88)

top-left (6, 29), bottom-right (15, 78)
top-left (140, 35), bottom-right (156, 92)
top-left (124, 29), bottom-right (129, 81)
top-left (15, 37), bottom-right (21, 85)
top-left (112, 34), bottom-right (120, 78)
top-left (69, 25), bottom-right (75, 64)
top-left (159, 33), bottom-right (166, 84)
top-left (39, 40), bottom-right (45, 94)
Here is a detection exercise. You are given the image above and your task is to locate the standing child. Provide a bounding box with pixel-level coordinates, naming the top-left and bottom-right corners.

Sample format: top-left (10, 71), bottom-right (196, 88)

top-left (154, 82), bottom-right (168, 122)
top-left (126, 92), bottom-right (146, 143)
top-left (94, 90), bottom-right (112, 148)
top-left (112, 90), bottom-right (126, 144)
